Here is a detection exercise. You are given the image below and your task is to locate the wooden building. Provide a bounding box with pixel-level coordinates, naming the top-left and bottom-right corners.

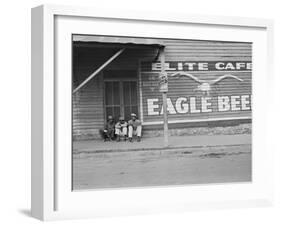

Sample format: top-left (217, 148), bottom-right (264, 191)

top-left (72, 35), bottom-right (252, 140)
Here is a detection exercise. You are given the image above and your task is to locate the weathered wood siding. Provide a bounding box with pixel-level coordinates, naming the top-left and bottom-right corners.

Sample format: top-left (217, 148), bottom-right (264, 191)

top-left (140, 39), bottom-right (252, 124)
top-left (72, 48), bottom-right (104, 139)
top-left (73, 39), bottom-right (252, 139)
top-left (72, 46), bottom-right (157, 139)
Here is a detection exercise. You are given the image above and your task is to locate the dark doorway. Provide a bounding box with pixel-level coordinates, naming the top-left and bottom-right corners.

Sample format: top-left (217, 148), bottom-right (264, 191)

top-left (104, 70), bottom-right (138, 121)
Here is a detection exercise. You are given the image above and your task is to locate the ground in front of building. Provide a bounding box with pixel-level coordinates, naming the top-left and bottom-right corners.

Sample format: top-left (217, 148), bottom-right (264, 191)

top-left (72, 134), bottom-right (251, 190)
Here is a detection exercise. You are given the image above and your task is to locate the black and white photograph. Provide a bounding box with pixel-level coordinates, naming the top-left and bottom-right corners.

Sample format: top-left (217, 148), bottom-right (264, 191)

top-left (72, 35), bottom-right (252, 190)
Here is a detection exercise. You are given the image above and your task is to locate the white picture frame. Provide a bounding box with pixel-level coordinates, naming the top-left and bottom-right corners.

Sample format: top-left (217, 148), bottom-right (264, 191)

top-left (31, 4), bottom-right (274, 221)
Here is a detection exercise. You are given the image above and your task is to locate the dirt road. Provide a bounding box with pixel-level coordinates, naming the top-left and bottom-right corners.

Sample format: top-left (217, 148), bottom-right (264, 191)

top-left (73, 144), bottom-right (251, 190)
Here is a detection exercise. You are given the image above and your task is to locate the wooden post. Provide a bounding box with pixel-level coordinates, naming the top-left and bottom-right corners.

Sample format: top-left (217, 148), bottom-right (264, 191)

top-left (159, 47), bottom-right (169, 147)
top-left (162, 92), bottom-right (168, 147)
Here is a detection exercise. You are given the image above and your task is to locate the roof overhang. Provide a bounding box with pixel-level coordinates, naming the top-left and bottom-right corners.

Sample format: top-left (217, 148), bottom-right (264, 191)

top-left (72, 35), bottom-right (165, 94)
top-left (73, 35), bottom-right (165, 48)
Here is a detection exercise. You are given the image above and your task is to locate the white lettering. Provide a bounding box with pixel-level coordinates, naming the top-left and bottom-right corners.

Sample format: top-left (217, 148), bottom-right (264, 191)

top-left (241, 95), bottom-right (250, 110)
top-left (146, 95), bottom-right (251, 115)
top-left (215, 62), bottom-right (225, 70)
top-left (175, 97), bottom-right (189, 113)
top-left (151, 63), bottom-right (161, 71)
top-left (190, 97), bottom-right (201, 113)
top-left (218, 96), bottom-right (230, 111)
top-left (160, 98), bottom-right (177, 114)
top-left (198, 63), bottom-right (208, 70)
top-left (152, 63), bottom-right (175, 71)
top-left (236, 62), bottom-right (245, 70)
top-left (247, 63), bottom-right (252, 70)
top-left (231, 96), bottom-right (241, 111)
top-left (184, 62), bottom-right (196, 70)
top-left (147, 98), bottom-right (159, 115)
top-left (177, 62), bottom-right (183, 71)
top-left (225, 63), bottom-right (235, 70)
top-left (201, 97), bottom-right (212, 113)
top-left (151, 62), bottom-right (252, 71)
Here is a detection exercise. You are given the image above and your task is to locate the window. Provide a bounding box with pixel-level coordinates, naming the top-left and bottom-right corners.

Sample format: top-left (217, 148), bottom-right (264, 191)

top-left (104, 71), bottom-right (138, 122)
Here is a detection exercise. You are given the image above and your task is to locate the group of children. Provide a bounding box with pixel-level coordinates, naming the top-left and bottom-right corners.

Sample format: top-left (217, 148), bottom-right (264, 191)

top-left (100, 113), bottom-right (142, 142)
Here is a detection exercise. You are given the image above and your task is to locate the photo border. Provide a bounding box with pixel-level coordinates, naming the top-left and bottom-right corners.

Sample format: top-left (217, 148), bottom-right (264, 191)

top-left (31, 4), bottom-right (274, 221)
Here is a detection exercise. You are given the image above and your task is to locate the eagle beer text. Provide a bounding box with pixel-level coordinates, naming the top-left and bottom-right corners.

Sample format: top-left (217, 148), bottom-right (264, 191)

top-left (147, 95), bottom-right (252, 116)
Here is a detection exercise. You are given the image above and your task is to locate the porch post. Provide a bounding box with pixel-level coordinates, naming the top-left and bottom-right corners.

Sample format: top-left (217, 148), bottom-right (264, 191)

top-left (159, 47), bottom-right (169, 147)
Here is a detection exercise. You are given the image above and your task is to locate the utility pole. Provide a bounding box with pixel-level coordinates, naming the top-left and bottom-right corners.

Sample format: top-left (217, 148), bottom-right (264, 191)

top-left (159, 47), bottom-right (169, 147)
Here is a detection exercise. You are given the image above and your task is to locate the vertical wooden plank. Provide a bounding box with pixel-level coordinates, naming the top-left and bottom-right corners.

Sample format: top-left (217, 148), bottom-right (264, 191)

top-left (162, 92), bottom-right (169, 146)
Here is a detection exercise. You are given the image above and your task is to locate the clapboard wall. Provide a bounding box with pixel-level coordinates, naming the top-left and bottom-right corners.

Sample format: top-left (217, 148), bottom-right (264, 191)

top-left (72, 39), bottom-right (252, 139)
top-left (72, 45), bottom-right (157, 139)
top-left (140, 39), bottom-right (252, 124)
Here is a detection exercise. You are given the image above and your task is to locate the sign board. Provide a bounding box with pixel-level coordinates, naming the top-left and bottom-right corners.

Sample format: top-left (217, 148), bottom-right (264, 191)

top-left (159, 72), bottom-right (168, 92)
top-left (140, 60), bottom-right (252, 122)
top-left (141, 61), bottom-right (252, 72)
top-left (146, 95), bottom-right (252, 116)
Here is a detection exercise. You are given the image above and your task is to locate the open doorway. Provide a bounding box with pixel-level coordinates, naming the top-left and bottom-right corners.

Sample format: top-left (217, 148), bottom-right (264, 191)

top-left (104, 70), bottom-right (138, 122)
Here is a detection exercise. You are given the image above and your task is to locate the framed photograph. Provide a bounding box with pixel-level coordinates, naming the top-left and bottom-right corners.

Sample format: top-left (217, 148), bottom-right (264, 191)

top-left (31, 4), bottom-right (274, 221)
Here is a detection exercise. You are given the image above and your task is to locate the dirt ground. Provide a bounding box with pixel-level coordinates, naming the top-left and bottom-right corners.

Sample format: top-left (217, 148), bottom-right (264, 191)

top-left (73, 144), bottom-right (251, 190)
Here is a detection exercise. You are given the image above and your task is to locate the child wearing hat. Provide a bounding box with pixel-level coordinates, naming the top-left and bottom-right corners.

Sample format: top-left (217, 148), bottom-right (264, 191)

top-left (115, 116), bottom-right (128, 141)
top-left (128, 113), bottom-right (142, 142)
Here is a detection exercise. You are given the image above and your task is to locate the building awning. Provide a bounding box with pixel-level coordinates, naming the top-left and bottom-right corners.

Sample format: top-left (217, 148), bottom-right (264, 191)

top-left (73, 35), bottom-right (165, 94)
top-left (73, 35), bottom-right (165, 48)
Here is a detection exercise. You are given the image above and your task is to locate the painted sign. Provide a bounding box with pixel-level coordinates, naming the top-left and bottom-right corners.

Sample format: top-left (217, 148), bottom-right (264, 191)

top-left (169, 72), bottom-right (243, 96)
top-left (140, 60), bottom-right (252, 122)
top-left (147, 95), bottom-right (252, 116)
top-left (141, 61), bottom-right (252, 72)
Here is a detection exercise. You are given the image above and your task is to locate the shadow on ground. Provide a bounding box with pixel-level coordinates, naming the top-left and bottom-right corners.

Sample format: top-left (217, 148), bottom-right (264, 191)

top-left (18, 209), bottom-right (31, 218)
